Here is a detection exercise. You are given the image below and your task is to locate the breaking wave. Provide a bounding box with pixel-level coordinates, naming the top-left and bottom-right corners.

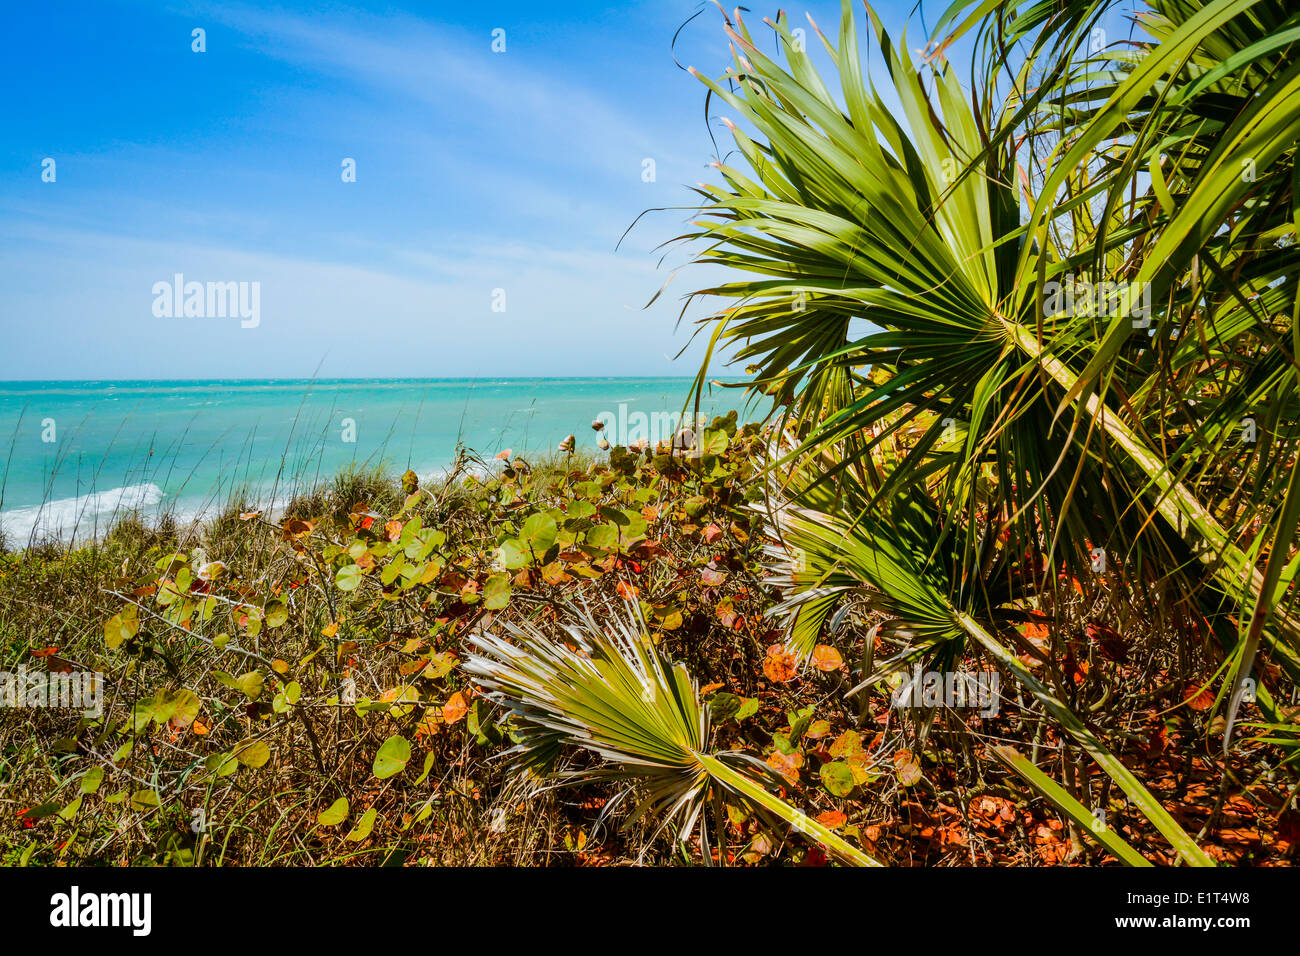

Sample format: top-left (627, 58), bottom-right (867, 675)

top-left (0, 483), bottom-right (166, 545)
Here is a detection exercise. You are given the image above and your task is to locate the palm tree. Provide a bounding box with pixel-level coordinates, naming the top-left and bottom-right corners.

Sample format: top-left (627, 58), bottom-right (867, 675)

top-left (678, 0), bottom-right (1297, 861)
top-left (464, 0), bottom-right (1299, 865)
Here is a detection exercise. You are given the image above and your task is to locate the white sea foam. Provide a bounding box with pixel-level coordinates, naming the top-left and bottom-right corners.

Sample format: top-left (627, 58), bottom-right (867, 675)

top-left (0, 483), bottom-right (166, 545)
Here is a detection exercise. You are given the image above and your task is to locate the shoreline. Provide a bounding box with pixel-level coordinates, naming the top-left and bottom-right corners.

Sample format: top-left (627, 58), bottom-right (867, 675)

top-left (0, 462), bottom-right (471, 548)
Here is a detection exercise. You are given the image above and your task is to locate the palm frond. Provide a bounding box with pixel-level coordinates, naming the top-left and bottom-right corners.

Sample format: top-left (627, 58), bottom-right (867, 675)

top-left (464, 604), bottom-right (880, 866)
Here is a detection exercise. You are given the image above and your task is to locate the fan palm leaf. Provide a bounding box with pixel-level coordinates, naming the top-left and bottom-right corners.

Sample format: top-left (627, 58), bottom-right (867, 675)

top-left (464, 605), bottom-right (880, 866)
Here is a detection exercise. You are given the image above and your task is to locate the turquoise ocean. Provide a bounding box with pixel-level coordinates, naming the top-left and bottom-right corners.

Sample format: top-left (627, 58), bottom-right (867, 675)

top-left (0, 378), bottom-right (751, 544)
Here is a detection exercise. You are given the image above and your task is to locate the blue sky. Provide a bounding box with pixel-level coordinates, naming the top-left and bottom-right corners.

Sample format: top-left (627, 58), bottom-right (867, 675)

top-left (0, 0), bottom-right (949, 380)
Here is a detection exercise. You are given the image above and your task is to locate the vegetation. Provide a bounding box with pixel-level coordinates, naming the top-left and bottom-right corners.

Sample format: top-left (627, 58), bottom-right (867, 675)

top-left (0, 415), bottom-right (1294, 866)
top-left (675, 0), bottom-right (1300, 862)
top-left (4, 0), bottom-right (1300, 865)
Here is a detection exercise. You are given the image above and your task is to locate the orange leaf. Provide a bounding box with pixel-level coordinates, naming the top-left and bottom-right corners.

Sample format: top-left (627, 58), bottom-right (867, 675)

top-left (829, 729), bottom-right (864, 757)
top-left (762, 644), bottom-right (798, 683)
top-left (766, 750), bottom-right (803, 785)
top-left (281, 517), bottom-right (314, 539)
top-left (810, 645), bottom-right (843, 672)
top-left (1185, 685), bottom-right (1214, 711)
top-left (415, 708), bottom-right (444, 736)
top-left (815, 810), bottom-right (847, 829)
top-left (1024, 619), bottom-right (1050, 641)
top-left (443, 691), bottom-right (469, 724)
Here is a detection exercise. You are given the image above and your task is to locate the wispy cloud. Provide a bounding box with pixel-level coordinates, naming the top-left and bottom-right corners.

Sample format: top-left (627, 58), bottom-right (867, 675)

top-left (192, 1), bottom-right (698, 179)
top-left (0, 0), bottom-right (758, 378)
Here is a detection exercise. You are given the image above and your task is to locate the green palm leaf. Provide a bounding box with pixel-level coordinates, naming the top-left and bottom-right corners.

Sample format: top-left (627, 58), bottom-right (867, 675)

top-left (464, 605), bottom-right (880, 866)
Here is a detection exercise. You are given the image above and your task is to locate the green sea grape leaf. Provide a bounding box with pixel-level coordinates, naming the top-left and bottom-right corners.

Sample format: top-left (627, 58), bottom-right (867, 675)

top-left (336, 564), bottom-right (363, 591)
top-left (520, 513), bottom-right (557, 556)
top-left (484, 574), bottom-right (511, 610)
top-left (346, 807), bottom-right (377, 841)
top-left (373, 735), bottom-right (411, 779)
top-left (318, 797), bottom-right (349, 826)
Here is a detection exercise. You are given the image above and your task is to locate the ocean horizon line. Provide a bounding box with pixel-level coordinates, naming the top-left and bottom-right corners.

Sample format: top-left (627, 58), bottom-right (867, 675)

top-left (0, 375), bottom-right (732, 386)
